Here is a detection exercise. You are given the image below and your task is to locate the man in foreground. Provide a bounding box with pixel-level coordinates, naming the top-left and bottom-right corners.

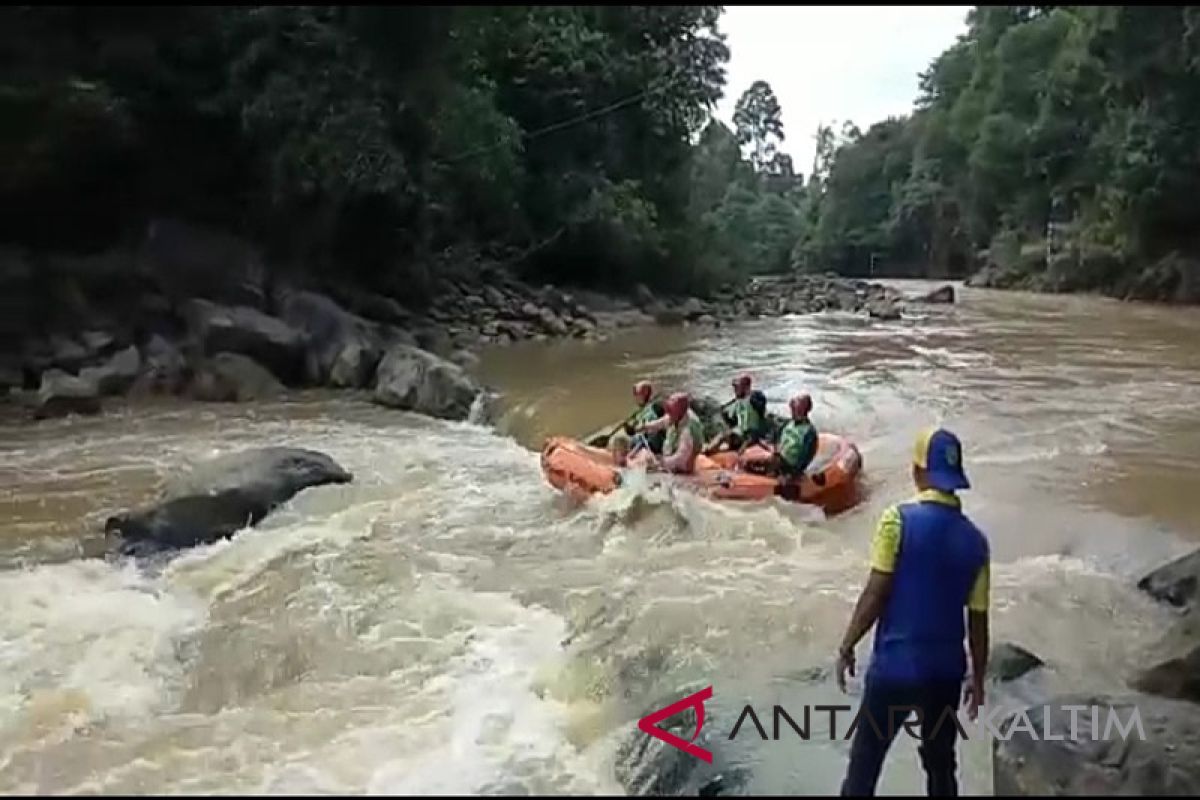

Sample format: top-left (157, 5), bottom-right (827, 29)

top-left (835, 428), bottom-right (990, 797)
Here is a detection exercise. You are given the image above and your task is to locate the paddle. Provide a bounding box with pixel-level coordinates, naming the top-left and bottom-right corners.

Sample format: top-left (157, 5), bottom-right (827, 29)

top-left (586, 409), bottom-right (640, 448)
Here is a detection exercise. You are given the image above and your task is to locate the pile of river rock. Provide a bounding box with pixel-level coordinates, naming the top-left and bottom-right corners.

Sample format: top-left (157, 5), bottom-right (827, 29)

top-left (0, 218), bottom-right (955, 423)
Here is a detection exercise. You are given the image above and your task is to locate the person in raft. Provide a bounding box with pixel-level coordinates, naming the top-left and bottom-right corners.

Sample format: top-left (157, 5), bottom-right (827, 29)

top-left (704, 373), bottom-right (771, 455)
top-left (772, 393), bottom-right (819, 482)
top-left (627, 392), bottom-right (705, 474)
top-left (623, 380), bottom-right (666, 458)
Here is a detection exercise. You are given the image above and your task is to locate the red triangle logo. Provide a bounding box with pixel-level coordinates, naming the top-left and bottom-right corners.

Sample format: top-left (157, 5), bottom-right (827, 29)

top-left (637, 685), bottom-right (714, 763)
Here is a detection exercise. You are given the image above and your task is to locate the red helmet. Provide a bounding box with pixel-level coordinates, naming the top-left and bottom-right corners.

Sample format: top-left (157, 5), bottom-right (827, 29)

top-left (633, 381), bottom-right (652, 404)
top-left (789, 393), bottom-right (813, 419)
top-left (665, 392), bottom-right (690, 422)
top-left (732, 374), bottom-right (752, 396)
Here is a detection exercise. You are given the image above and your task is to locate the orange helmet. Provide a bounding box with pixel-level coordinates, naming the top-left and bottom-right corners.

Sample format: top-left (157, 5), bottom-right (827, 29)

top-left (732, 374), bottom-right (752, 397)
top-left (665, 392), bottom-right (690, 422)
top-left (633, 381), bottom-right (653, 404)
top-left (789, 393), bottom-right (813, 419)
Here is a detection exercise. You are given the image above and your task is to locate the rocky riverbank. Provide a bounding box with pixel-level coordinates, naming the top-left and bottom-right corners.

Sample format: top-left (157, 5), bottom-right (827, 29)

top-left (0, 218), bottom-right (952, 424)
top-left (966, 240), bottom-right (1200, 305)
top-left (991, 548), bottom-right (1200, 795)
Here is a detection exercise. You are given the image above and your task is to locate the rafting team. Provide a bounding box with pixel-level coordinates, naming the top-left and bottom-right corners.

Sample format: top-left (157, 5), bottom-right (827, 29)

top-left (607, 374), bottom-right (818, 481)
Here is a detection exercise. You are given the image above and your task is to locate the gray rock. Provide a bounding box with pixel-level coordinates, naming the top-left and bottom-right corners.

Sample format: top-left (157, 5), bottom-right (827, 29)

top-left (372, 344), bottom-right (484, 421)
top-left (106, 447), bottom-right (352, 553)
top-left (189, 353), bottom-right (284, 402)
top-left (80, 345), bottom-right (141, 396)
top-left (520, 301), bottom-right (541, 319)
top-left (33, 369), bottom-right (101, 419)
top-left (1139, 549), bottom-right (1200, 608)
top-left (634, 283), bottom-right (657, 310)
top-left (413, 326), bottom-right (454, 358)
top-left (134, 334), bottom-right (187, 395)
top-left (538, 307), bottom-right (569, 336)
top-left (450, 349), bottom-right (480, 370)
top-left (48, 334), bottom-right (89, 373)
top-left (866, 298), bottom-right (902, 320)
top-left (993, 693), bottom-right (1200, 795)
top-left (679, 297), bottom-right (705, 320)
top-left (278, 289), bottom-right (382, 388)
top-left (80, 330), bottom-right (117, 358)
top-left (990, 642), bottom-right (1045, 682)
top-left (652, 306), bottom-right (686, 326)
top-left (615, 683), bottom-right (751, 796)
top-left (914, 284), bottom-right (956, 304)
top-left (184, 299), bottom-right (306, 384)
top-left (1131, 644), bottom-right (1200, 704)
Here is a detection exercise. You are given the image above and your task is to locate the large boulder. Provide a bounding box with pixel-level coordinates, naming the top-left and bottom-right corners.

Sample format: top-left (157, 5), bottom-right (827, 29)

top-left (33, 369), bottom-right (101, 419)
top-left (80, 344), bottom-right (141, 396)
top-left (184, 299), bottom-right (307, 384)
top-left (993, 693), bottom-right (1200, 795)
top-left (537, 307), bottom-right (569, 337)
top-left (634, 283), bottom-right (657, 310)
top-left (372, 344), bottom-right (483, 421)
top-left (278, 289), bottom-right (383, 388)
top-left (914, 284), bottom-right (956, 304)
top-left (1131, 645), bottom-right (1200, 704)
top-left (865, 297), bottom-right (902, 320)
top-left (614, 683), bottom-right (750, 796)
top-left (1138, 550), bottom-right (1200, 609)
top-left (105, 447), bottom-right (352, 553)
top-left (679, 297), bottom-right (705, 320)
top-left (189, 353), bottom-right (284, 402)
top-left (133, 334), bottom-right (187, 395)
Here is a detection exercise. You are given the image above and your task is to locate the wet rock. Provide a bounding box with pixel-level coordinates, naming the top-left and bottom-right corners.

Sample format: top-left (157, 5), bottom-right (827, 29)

top-left (189, 352), bottom-right (284, 402)
top-left (451, 349), bottom-right (480, 370)
top-left (865, 298), bottom-right (902, 320)
top-left (538, 307), bottom-right (569, 336)
top-left (634, 283), bottom-right (657, 310)
top-left (653, 306), bottom-right (686, 326)
top-left (990, 642), bottom-right (1045, 682)
top-left (80, 330), bottom-right (117, 358)
top-left (373, 344), bottom-right (484, 421)
top-left (33, 368), bottom-right (101, 419)
top-left (134, 334), bottom-right (187, 395)
top-left (80, 345), bottom-right (140, 396)
top-left (992, 693), bottom-right (1200, 795)
top-left (47, 334), bottom-right (89, 373)
top-left (105, 447), bottom-right (352, 552)
top-left (184, 299), bottom-right (306, 384)
top-left (914, 284), bottom-right (956, 304)
top-left (1138, 549), bottom-right (1200, 609)
top-left (615, 683), bottom-right (751, 796)
top-left (413, 325), bottom-right (454, 358)
top-left (1131, 645), bottom-right (1200, 704)
top-left (679, 297), bottom-right (705, 320)
top-left (278, 289), bottom-right (382, 388)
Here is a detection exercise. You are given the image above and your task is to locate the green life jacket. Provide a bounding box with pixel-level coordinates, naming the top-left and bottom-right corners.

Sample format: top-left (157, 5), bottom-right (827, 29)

top-left (664, 410), bottom-right (705, 457)
top-left (734, 397), bottom-right (765, 436)
top-left (779, 419), bottom-right (818, 470)
top-left (634, 400), bottom-right (661, 428)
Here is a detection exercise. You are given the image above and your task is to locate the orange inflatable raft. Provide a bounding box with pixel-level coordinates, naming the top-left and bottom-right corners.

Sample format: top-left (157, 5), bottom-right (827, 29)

top-left (540, 432), bottom-right (863, 514)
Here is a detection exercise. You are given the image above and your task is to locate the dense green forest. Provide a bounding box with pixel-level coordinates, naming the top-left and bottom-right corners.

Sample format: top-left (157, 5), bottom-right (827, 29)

top-left (1, 5), bottom-right (809, 301)
top-left (4, 6), bottom-right (1198, 304)
top-left (798, 5), bottom-right (1200, 301)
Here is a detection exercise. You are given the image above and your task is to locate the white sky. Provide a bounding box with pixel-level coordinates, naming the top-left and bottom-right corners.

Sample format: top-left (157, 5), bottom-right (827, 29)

top-left (714, 6), bottom-right (971, 175)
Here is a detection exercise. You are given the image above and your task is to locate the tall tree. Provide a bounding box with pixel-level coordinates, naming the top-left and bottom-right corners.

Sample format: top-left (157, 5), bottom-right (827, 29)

top-left (732, 80), bottom-right (785, 172)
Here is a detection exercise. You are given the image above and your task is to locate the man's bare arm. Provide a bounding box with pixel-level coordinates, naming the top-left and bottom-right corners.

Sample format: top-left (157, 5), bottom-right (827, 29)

top-left (840, 569), bottom-right (894, 654)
